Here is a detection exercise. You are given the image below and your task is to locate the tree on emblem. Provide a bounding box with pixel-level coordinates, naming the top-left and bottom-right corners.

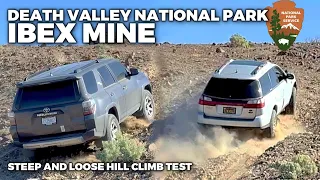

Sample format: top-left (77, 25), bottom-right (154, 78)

top-left (270, 10), bottom-right (281, 36)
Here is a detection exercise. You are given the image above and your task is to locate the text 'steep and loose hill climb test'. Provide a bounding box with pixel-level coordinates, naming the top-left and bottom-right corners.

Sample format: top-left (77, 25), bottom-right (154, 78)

top-left (8, 162), bottom-right (193, 171)
top-left (7, 9), bottom-right (268, 44)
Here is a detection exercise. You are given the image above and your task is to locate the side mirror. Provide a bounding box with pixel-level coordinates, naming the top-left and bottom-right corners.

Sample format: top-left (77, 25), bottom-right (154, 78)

top-left (129, 68), bottom-right (139, 76)
top-left (286, 73), bottom-right (294, 79)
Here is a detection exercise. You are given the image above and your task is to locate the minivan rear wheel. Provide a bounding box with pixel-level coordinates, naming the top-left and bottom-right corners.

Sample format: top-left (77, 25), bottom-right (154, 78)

top-left (133, 90), bottom-right (155, 123)
top-left (264, 110), bottom-right (277, 138)
top-left (284, 87), bottom-right (296, 116)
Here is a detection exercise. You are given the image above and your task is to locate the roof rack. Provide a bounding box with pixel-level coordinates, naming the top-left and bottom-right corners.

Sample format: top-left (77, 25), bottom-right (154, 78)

top-left (73, 60), bottom-right (100, 73)
top-left (250, 61), bottom-right (268, 75)
top-left (215, 59), bottom-right (234, 74)
top-left (24, 67), bottom-right (51, 81)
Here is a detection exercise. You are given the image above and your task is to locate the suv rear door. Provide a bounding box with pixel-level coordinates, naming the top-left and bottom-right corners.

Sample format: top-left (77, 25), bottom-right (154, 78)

top-left (199, 77), bottom-right (263, 119)
top-left (97, 65), bottom-right (126, 120)
top-left (108, 61), bottom-right (141, 117)
top-left (14, 79), bottom-right (86, 142)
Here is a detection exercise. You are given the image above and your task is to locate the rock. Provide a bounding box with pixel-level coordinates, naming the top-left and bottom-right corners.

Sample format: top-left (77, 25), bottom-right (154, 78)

top-left (277, 51), bottom-right (286, 56)
top-left (148, 143), bottom-right (157, 151)
top-left (216, 47), bottom-right (225, 53)
top-left (211, 43), bottom-right (216, 46)
top-left (173, 49), bottom-right (176, 53)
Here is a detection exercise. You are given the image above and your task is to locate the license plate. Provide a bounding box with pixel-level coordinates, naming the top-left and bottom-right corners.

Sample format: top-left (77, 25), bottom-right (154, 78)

top-left (42, 116), bottom-right (57, 125)
top-left (223, 107), bottom-right (236, 114)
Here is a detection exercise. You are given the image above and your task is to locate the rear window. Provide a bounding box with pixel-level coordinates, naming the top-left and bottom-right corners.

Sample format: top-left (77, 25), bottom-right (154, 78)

top-left (17, 80), bottom-right (80, 110)
top-left (203, 77), bottom-right (261, 99)
top-left (83, 71), bottom-right (98, 94)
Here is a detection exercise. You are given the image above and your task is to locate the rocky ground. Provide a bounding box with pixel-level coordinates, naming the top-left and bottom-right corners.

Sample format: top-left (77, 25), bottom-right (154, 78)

top-left (0, 42), bottom-right (319, 179)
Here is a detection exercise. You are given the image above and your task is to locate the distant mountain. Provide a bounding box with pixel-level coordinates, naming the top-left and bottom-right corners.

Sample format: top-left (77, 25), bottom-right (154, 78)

top-left (280, 23), bottom-right (300, 35)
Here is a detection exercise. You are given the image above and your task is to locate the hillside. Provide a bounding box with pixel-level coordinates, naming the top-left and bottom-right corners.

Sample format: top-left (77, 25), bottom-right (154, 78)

top-left (0, 43), bottom-right (319, 179)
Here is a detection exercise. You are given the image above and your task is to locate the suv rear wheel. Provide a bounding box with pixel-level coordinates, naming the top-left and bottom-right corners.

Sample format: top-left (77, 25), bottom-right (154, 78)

top-left (284, 87), bottom-right (296, 116)
top-left (96, 114), bottom-right (121, 150)
top-left (102, 114), bottom-right (121, 141)
top-left (133, 90), bottom-right (155, 123)
top-left (23, 149), bottom-right (40, 162)
top-left (264, 110), bottom-right (277, 138)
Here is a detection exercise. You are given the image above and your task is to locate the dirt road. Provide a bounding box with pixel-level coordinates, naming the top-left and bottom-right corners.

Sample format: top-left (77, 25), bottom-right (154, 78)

top-left (0, 43), bottom-right (319, 179)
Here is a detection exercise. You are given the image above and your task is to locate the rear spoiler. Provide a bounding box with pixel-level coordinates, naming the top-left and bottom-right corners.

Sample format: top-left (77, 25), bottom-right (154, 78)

top-left (16, 76), bottom-right (80, 88)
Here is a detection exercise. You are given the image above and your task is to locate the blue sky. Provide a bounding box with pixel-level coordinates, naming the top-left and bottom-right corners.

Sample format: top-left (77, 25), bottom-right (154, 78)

top-left (1, 0), bottom-right (318, 44)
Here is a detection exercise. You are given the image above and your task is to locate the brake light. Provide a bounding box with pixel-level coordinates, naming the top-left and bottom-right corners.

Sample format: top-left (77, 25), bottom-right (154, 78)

top-left (244, 99), bottom-right (265, 108)
top-left (199, 96), bottom-right (265, 108)
top-left (7, 111), bottom-right (16, 125)
top-left (82, 99), bottom-right (96, 116)
top-left (199, 96), bottom-right (216, 106)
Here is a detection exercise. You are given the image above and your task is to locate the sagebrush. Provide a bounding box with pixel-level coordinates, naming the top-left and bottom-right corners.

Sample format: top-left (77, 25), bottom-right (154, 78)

top-left (272, 154), bottom-right (318, 179)
top-left (96, 133), bottom-right (146, 162)
top-left (230, 34), bottom-right (250, 48)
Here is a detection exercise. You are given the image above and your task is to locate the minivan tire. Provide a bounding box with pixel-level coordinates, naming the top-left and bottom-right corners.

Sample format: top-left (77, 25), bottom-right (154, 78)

top-left (133, 90), bottom-right (155, 123)
top-left (102, 114), bottom-right (121, 141)
top-left (264, 110), bottom-right (277, 138)
top-left (284, 87), bottom-right (296, 116)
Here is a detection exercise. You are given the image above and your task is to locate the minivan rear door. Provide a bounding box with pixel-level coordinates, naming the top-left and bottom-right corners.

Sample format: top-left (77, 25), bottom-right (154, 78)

top-left (14, 79), bottom-right (86, 142)
top-left (200, 78), bottom-right (263, 119)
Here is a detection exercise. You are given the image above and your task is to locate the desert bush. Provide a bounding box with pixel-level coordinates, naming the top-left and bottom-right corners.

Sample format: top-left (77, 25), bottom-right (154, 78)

top-left (229, 34), bottom-right (250, 48)
top-left (305, 37), bottom-right (320, 45)
top-left (272, 154), bottom-right (318, 179)
top-left (277, 161), bottom-right (302, 179)
top-left (0, 128), bottom-right (9, 136)
top-left (96, 133), bottom-right (145, 162)
top-left (292, 154), bottom-right (318, 176)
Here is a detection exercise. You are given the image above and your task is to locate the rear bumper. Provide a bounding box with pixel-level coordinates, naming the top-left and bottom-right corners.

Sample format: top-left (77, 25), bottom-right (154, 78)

top-left (23, 136), bottom-right (85, 149)
top-left (14, 129), bottom-right (99, 150)
top-left (197, 112), bottom-right (270, 129)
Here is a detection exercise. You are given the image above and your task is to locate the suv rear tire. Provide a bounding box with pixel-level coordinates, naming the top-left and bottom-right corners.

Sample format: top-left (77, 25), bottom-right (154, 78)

top-left (133, 90), bottom-right (155, 123)
top-left (284, 87), bottom-right (296, 116)
top-left (264, 110), bottom-right (277, 138)
top-left (102, 114), bottom-right (121, 141)
top-left (23, 149), bottom-right (40, 162)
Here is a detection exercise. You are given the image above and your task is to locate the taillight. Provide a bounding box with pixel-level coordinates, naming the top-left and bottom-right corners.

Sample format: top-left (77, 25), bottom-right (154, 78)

top-left (7, 111), bottom-right (16, 125)
top-left (82, 99), bottom-right (96, 116)
top-left (244, 99), bottom-right (265, 108)
top-left (199, 96), bottom-right (216, 106)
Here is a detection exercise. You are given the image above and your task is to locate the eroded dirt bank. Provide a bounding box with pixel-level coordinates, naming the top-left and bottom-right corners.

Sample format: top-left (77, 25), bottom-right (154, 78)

top-left (0, 43), bottom-right (319, 179)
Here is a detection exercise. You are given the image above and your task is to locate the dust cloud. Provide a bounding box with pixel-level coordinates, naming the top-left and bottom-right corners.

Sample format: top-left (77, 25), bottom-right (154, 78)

top-left (151, 99), bottom-right (305, 164)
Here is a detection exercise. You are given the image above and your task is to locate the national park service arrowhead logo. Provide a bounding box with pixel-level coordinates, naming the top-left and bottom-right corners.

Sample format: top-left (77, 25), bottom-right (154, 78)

top-left (266, 0), bottom-right (304, 51)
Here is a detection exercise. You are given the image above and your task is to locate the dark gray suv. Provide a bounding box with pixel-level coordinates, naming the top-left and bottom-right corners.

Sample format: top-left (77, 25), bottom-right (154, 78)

top-left (8, 59), bottom-right (154, 159)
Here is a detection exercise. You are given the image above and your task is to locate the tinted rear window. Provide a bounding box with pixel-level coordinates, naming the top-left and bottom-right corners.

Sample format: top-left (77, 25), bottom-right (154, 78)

top-left (17, 80), bottom-right (79, 110)
top-left (83, 71), bottom-right (98, 94)
top-left (203, 78), bottom-right (261, 99)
